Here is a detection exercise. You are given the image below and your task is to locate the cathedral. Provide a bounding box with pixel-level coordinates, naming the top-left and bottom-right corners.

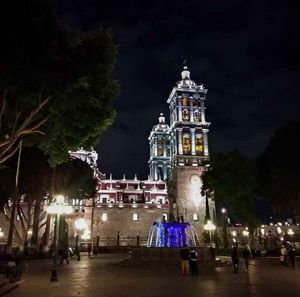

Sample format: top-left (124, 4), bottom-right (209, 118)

top-left (88, 66), bottom-right (215, 246)
top-left (0, 66), bottom-right (215, 249)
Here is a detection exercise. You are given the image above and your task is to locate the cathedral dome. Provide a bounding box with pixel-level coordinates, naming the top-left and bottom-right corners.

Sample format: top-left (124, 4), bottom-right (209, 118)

top-left (177, 66), bottom-right (196, 88)
top-left (152, 113), bottom-right (169, 132)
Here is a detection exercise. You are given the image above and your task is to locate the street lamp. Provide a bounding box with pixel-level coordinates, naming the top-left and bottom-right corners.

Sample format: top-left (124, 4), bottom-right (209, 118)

top-left (74, 218), bottom-right (90, 260)
top-left (242, 229), bottom-right (249, 244)
top-left (221, 208), bottom-right (228, 250)
top-left (231, 230), bottom-right (237, 243)
top-left (287, 228), bottom-right (294, 243)
top-left (47, 195), bottom-right (73, 282)
top-left (204, 220), bottom-right (216, 244)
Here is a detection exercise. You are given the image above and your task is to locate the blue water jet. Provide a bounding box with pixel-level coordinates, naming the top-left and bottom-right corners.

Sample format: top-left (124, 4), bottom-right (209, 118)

top-left (147, 221), bottom-right (199, 248)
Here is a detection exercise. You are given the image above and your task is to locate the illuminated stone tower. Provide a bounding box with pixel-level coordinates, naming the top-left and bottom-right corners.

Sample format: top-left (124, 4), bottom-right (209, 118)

top-left (167, 66), bottom-right (215, 233)
top-left (148, 113), bottom-right (171, 181)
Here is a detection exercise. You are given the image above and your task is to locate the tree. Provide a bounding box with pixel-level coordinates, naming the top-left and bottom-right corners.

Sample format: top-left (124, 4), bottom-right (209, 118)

top-left (202, 150), bottom-right (258, 226)
top-left (0, 0), bottom-right (118, 252)
top-left (0, 147), bottom-right (97, 249)
top-left (0, 0), bottom-right (119, 166)
top-left (0, 92), bottom-right (49, 166)
top-left (257, 121), bottom-right (300, 220)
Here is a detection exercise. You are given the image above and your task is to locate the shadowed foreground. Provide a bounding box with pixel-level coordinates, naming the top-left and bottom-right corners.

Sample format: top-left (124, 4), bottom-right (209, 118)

top-left (7, 254), bottom-right (300, 297)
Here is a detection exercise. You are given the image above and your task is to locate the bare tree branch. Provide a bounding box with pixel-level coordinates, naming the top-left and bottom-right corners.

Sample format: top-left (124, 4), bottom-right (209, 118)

top-left (17, 207), bottom-right (27, 236)
top-left (0, 90), bottom-right (7, 131)
top-left (3, 206), bottom-right (22, 245)
top-left (0, 96), bottom-right (51, 165)
top-left (12, 111), bottom-right (22, 134)
top-left (39, 221), bottom-right (47, 229)
top-left (0, 143), bottom-right (20, 164)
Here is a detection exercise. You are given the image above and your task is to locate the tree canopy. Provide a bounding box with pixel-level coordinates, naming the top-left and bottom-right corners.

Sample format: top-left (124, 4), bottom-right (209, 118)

top-left (202, 150), bottom-right (258, 226)
top-left (257, 121), bottom-right (300, 219)
top-left (0, 0), bottom-right (118, 166)
top-left (0, 147), bottom-right (96, 208)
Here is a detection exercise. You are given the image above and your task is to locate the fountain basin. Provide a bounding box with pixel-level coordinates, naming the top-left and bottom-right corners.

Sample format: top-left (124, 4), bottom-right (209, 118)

top-left (127, 247), bottom-right (215, 265)
top-left (147, 221), bottom-right (200, 248)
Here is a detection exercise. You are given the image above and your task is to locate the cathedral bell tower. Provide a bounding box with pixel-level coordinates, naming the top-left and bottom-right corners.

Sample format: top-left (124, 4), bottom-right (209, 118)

top-left (167, 66), bottom-right (215, 232)
top-left (148, 113), bottom-right (171, 181)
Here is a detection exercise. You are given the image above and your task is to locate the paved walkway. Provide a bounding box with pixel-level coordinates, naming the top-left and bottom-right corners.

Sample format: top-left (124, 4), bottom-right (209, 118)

top-left (7, 255), bottom-right (300, 297)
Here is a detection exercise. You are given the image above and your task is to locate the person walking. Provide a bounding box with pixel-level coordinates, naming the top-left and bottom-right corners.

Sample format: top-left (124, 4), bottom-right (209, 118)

top-left (87, 245), bottom-right (92, 257)
top-left (288, 243), bottom-right (295, 267)
top-left (189, 247), bottom-right (198, 276)
top-left (180, 244), bottom-right (190, 275)
top-left (231, 244), bottom-right (239, 273)
top-left (280, 244), bottom-right (288, 266)
top-left (59, 248), bottom-right (69, 265)
top-left (242, 245), bottom-right (252, 271)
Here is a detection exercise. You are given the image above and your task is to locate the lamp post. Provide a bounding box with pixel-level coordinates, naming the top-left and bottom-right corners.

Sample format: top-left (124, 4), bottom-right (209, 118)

top-left (74, 218), bottom-right (90, 260)
top-left (221, 208), bottom-right (229, 250)
top-left (47, 195), bottom-right (73, 282)
top-left (287, 228), bottom-right (294, 243)
top-left (231, 230), bottom-right (237, 244)
top-left (204, 220), bottom-right (216, 244)
top-left (242, 229), bottom-right (250, 244)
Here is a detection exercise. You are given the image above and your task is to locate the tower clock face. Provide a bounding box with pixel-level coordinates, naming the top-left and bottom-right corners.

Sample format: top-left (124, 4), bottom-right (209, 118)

top-left (191, 175), bottom-right (200, 184)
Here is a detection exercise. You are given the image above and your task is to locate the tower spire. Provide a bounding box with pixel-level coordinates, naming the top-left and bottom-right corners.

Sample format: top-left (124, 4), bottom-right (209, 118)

top-left (181, 66), bottom-right (190, 79)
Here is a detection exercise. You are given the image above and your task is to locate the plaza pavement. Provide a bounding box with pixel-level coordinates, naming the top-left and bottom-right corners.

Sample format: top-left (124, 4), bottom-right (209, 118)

top-left (7, 254), bottom-right (300, 297)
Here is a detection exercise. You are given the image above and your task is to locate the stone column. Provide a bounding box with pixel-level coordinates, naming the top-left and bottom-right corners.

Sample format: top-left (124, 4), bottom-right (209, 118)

top-left (154, 137), bottom-right (158, 156)
top-left (149, 163), bottom-right (153, 180)
top-left (163, 161), bottom-right (167, 180)
top-left (189, 97), bottom-right (194, 122)
top-left (200, 100), bottom-right (206, 123)
top-left (172, 132), bottom-right (176, 156)
top-left (190, 128), bottom-right (196, 155)
top-left (178, 128), bottom-right (183, 155)
top-left (203, 129), bottom-right (209, 156)
top-left (178, 97), bottom-right (183, 121)
top-left (150, 139), bottom-right (153, 159)
top-left (154, 161), bottom-right (158, 180)
top-left (163, 137), bottom-right (167, 157)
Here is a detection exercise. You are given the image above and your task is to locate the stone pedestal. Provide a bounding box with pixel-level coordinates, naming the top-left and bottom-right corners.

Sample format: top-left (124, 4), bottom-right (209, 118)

top-left (128, 247), bottom-right (215, 266)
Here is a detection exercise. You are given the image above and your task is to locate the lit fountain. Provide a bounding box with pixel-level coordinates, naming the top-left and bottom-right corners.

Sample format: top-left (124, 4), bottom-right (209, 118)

top-left (126, 218), bottom-right (212, 265)
top-left (147, 220), bottom-right (200, 248)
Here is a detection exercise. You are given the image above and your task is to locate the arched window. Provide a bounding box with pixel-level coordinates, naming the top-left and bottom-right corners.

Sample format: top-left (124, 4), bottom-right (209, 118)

top-left (182, 97), bottom-right (189, 107)
top-left (194, 99), bottom-right (200, 107)
top-left (195, 134), bottom-right (203, 155)
top-left (157, 147), bottom-right (163, 156)
top-left (182, 134), bottom-right (191, 154)
top-left (182, 109), bottom-right (189, 121)
top-left (194, 110), bottom-right (200, 122)
top-left (156, 195), bottom-right (165, 204)
top-left (157, 166), bottom-right (164, 180)
top-left (128, 194), bottom-right (138, 203)
top-left (166, 148), bottom-right (170, 157)
top-left (100, 194), bottom-right (110, 203)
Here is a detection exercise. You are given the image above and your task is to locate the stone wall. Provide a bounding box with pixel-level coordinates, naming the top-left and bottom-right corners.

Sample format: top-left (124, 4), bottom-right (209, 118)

top-left (172, 166), bottom-right (215, 238)
top-left (75, 204), bottom-right (169, 246)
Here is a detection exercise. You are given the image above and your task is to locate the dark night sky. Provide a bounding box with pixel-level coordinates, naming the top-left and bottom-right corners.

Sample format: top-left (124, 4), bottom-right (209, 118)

top-left (59, 0), bottom-right (300, 179)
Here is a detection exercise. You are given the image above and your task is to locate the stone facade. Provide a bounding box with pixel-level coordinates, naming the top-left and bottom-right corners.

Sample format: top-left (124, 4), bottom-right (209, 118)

top-left (72, 204), bottom-right (169, 246)
top-left (167, 66), bottom-right (215, 237)
top-left (170, 167), bottom-right (215, 236)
